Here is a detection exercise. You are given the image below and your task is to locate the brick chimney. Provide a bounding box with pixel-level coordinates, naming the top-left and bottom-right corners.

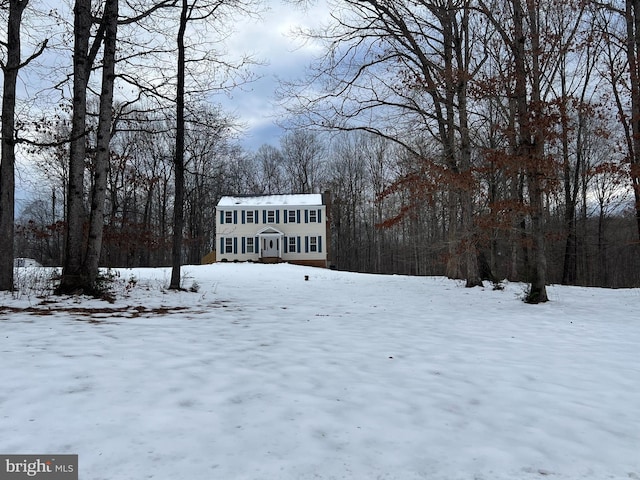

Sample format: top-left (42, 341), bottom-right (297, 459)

top-left (322, 190), bottom-right (332, 267)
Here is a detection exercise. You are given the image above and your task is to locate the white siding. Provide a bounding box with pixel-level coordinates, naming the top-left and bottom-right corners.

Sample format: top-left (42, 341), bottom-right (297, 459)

top-left (215, 197), bottom-right (327, 264)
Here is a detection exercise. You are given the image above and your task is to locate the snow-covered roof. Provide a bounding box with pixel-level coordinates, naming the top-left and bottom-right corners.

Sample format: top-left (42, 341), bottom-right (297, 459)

top-left (217, 194), bottom-right (323, 207)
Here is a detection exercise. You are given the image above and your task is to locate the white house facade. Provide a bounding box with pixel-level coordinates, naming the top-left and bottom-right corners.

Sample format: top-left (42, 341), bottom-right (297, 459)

top-left (215, 193), bottom-right (329, 267)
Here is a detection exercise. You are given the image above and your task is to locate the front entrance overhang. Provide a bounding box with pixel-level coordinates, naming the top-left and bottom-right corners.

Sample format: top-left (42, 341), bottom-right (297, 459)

top-left (256, 226), bottom-right (284, 236)
top-left (256, 226), bottom-right (284, 258)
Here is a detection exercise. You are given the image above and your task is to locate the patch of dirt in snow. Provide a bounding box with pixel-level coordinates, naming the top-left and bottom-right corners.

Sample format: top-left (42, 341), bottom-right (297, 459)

top-left (0, 304), bottom-right (190, 320)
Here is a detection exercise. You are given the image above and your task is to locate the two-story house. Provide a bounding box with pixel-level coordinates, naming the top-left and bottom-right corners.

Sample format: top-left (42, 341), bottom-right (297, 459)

top-left (215, 193), bottom-right (330, 267)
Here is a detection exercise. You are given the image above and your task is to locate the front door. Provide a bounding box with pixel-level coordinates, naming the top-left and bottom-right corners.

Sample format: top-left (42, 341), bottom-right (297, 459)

top-left (262, 236), bottom-right (279, 258)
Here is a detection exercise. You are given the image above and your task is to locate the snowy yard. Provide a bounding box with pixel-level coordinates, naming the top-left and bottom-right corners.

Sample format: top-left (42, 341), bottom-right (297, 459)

top-left (1, 263), bottom-right (639, 480)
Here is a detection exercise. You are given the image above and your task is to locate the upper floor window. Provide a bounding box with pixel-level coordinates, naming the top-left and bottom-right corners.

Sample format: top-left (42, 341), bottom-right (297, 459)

top-left (309, 209), bottom-right (317, 223)
top-left (246, 210), bottom-right (254, 223)
top-left (225, 211), bottom-right (233, 224)
top-left (267, 210), bottom-right (276, 223)
top-left (288, 210), bottom-right (297, 223)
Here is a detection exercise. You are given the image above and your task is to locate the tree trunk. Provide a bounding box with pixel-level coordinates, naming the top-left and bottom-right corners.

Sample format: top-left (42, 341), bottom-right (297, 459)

top-left (461, 189), bottom-right (481, 287)
top-left (57, 0), bottom-right (93, 294)
top-left (456, 4), bottom-right (481, 288)
top-left (169, 0), bottom-right (188, 289)
top-left (514, 0), bottom-right (548, 303)
top-left (445, 192), bottom-right (461, 279)
top-left (0, 0), bottom-right (32, 291)
top-left (0, 1), bottom-right (22, 290)
top-left (560, 91), bottom-right (578, 285)
top-left (84, 0), bottom-right (119, 287)
top-left (561, 213), bottom-right (577, 285)
top-left (597, 204), bottom-right (608, 286)
top-left (527, 176), bottom-right (549, 302)
top-left (627, 0), bottom-right (640, 240)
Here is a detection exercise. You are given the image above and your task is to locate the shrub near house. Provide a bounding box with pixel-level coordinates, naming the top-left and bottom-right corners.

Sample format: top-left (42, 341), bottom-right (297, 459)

top-left (215, 194), bottom-right (329, 268)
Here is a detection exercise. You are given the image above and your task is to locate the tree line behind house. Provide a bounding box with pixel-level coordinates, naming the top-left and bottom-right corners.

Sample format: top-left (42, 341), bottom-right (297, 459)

top-left (16, 125), bottom-right (640, 289)
top-left (3, 0), bottom-right (640, 300)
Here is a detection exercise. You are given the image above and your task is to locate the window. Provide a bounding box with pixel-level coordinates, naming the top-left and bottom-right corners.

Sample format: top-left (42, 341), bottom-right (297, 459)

top-left (246, 237), bottom-right (254, 253)
top-left (309, 209), bottom-right (317, 223)
top-left (267, 210), bottom-right (275, 223)
top-left (288, 210), bottom-right (297, 223)
top-left (310, 236), bottom-right (318, 252)
top-left (225, 238), bottom-right (233, 253)
top-left (288, 237), bottom-right (296, 253)
top-left (225, 211), bottom-right (233, 224)
top-left (246, 210), bottom-right (254, 223)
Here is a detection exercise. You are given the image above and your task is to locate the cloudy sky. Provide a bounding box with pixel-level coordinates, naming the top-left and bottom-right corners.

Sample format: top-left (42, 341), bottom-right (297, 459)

top-left (14, 0), bottom-right (332, 208)
top-left (223, 0), bottom-right (331, 150)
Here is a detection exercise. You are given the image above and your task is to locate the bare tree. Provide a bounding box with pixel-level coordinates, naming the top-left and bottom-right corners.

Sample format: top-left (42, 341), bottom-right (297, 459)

top-left (57, 0), bottom-right (182, 294)
top-left (281, 0), bottom-right (483, 286)
top-left (168, 0), bottom-right (258, 289)
top-left (169, 0), bottom-right (189, 289)
top-left (56, 0), bottom-right (102, 294)
top-left (594, 0), bottom-right (640, 240)
top-left (326, 132), bottom-right (368, 271)
top-left (253, 144), bottom-right (286, 194)
top-left (84, 0), bottom-right (118, 287)
top-left (476, 0), bottom-right (553, 302)
top-left (103, 109), bottom-right (175, 267)
top-left (0, 0), bottom-right (47, 291)
top-left (623, 0), bottom-right (640, 239)
top-left (184, 105), bottom-right (236, 264)
top-left (280, 130), bottom-right (325, 194)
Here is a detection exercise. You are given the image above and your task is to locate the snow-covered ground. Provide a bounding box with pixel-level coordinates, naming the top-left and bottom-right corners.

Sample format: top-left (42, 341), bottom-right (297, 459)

top-left (1, 263), bottom-right (639, 480)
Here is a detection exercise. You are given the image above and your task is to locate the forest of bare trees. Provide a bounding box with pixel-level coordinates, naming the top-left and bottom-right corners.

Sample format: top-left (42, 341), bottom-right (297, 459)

top-left (3, 0), bottom-right (640, 300)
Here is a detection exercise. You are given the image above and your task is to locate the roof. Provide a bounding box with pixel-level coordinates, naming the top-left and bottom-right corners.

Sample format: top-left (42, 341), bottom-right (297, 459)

top-left (217, 194), bottom-right (323, 207)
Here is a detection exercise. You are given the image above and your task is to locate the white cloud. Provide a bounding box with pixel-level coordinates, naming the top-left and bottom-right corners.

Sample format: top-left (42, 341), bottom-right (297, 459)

top-left (221, 0), bottom-right (331, 150)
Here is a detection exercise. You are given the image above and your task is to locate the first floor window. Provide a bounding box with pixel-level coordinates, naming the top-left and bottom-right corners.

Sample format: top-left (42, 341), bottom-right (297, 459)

top-left (310, 236), bottom-right (318, 252)
top-left (225, 238), bottom-right (233, 253)
top-left (289, 237), bottom-right (296, 253)
top-left (247, 237), bottom-right (254, 253)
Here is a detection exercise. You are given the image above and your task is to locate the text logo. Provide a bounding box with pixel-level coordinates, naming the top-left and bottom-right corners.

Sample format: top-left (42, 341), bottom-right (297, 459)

top-left (0, 456), bottom-right (77, 480)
